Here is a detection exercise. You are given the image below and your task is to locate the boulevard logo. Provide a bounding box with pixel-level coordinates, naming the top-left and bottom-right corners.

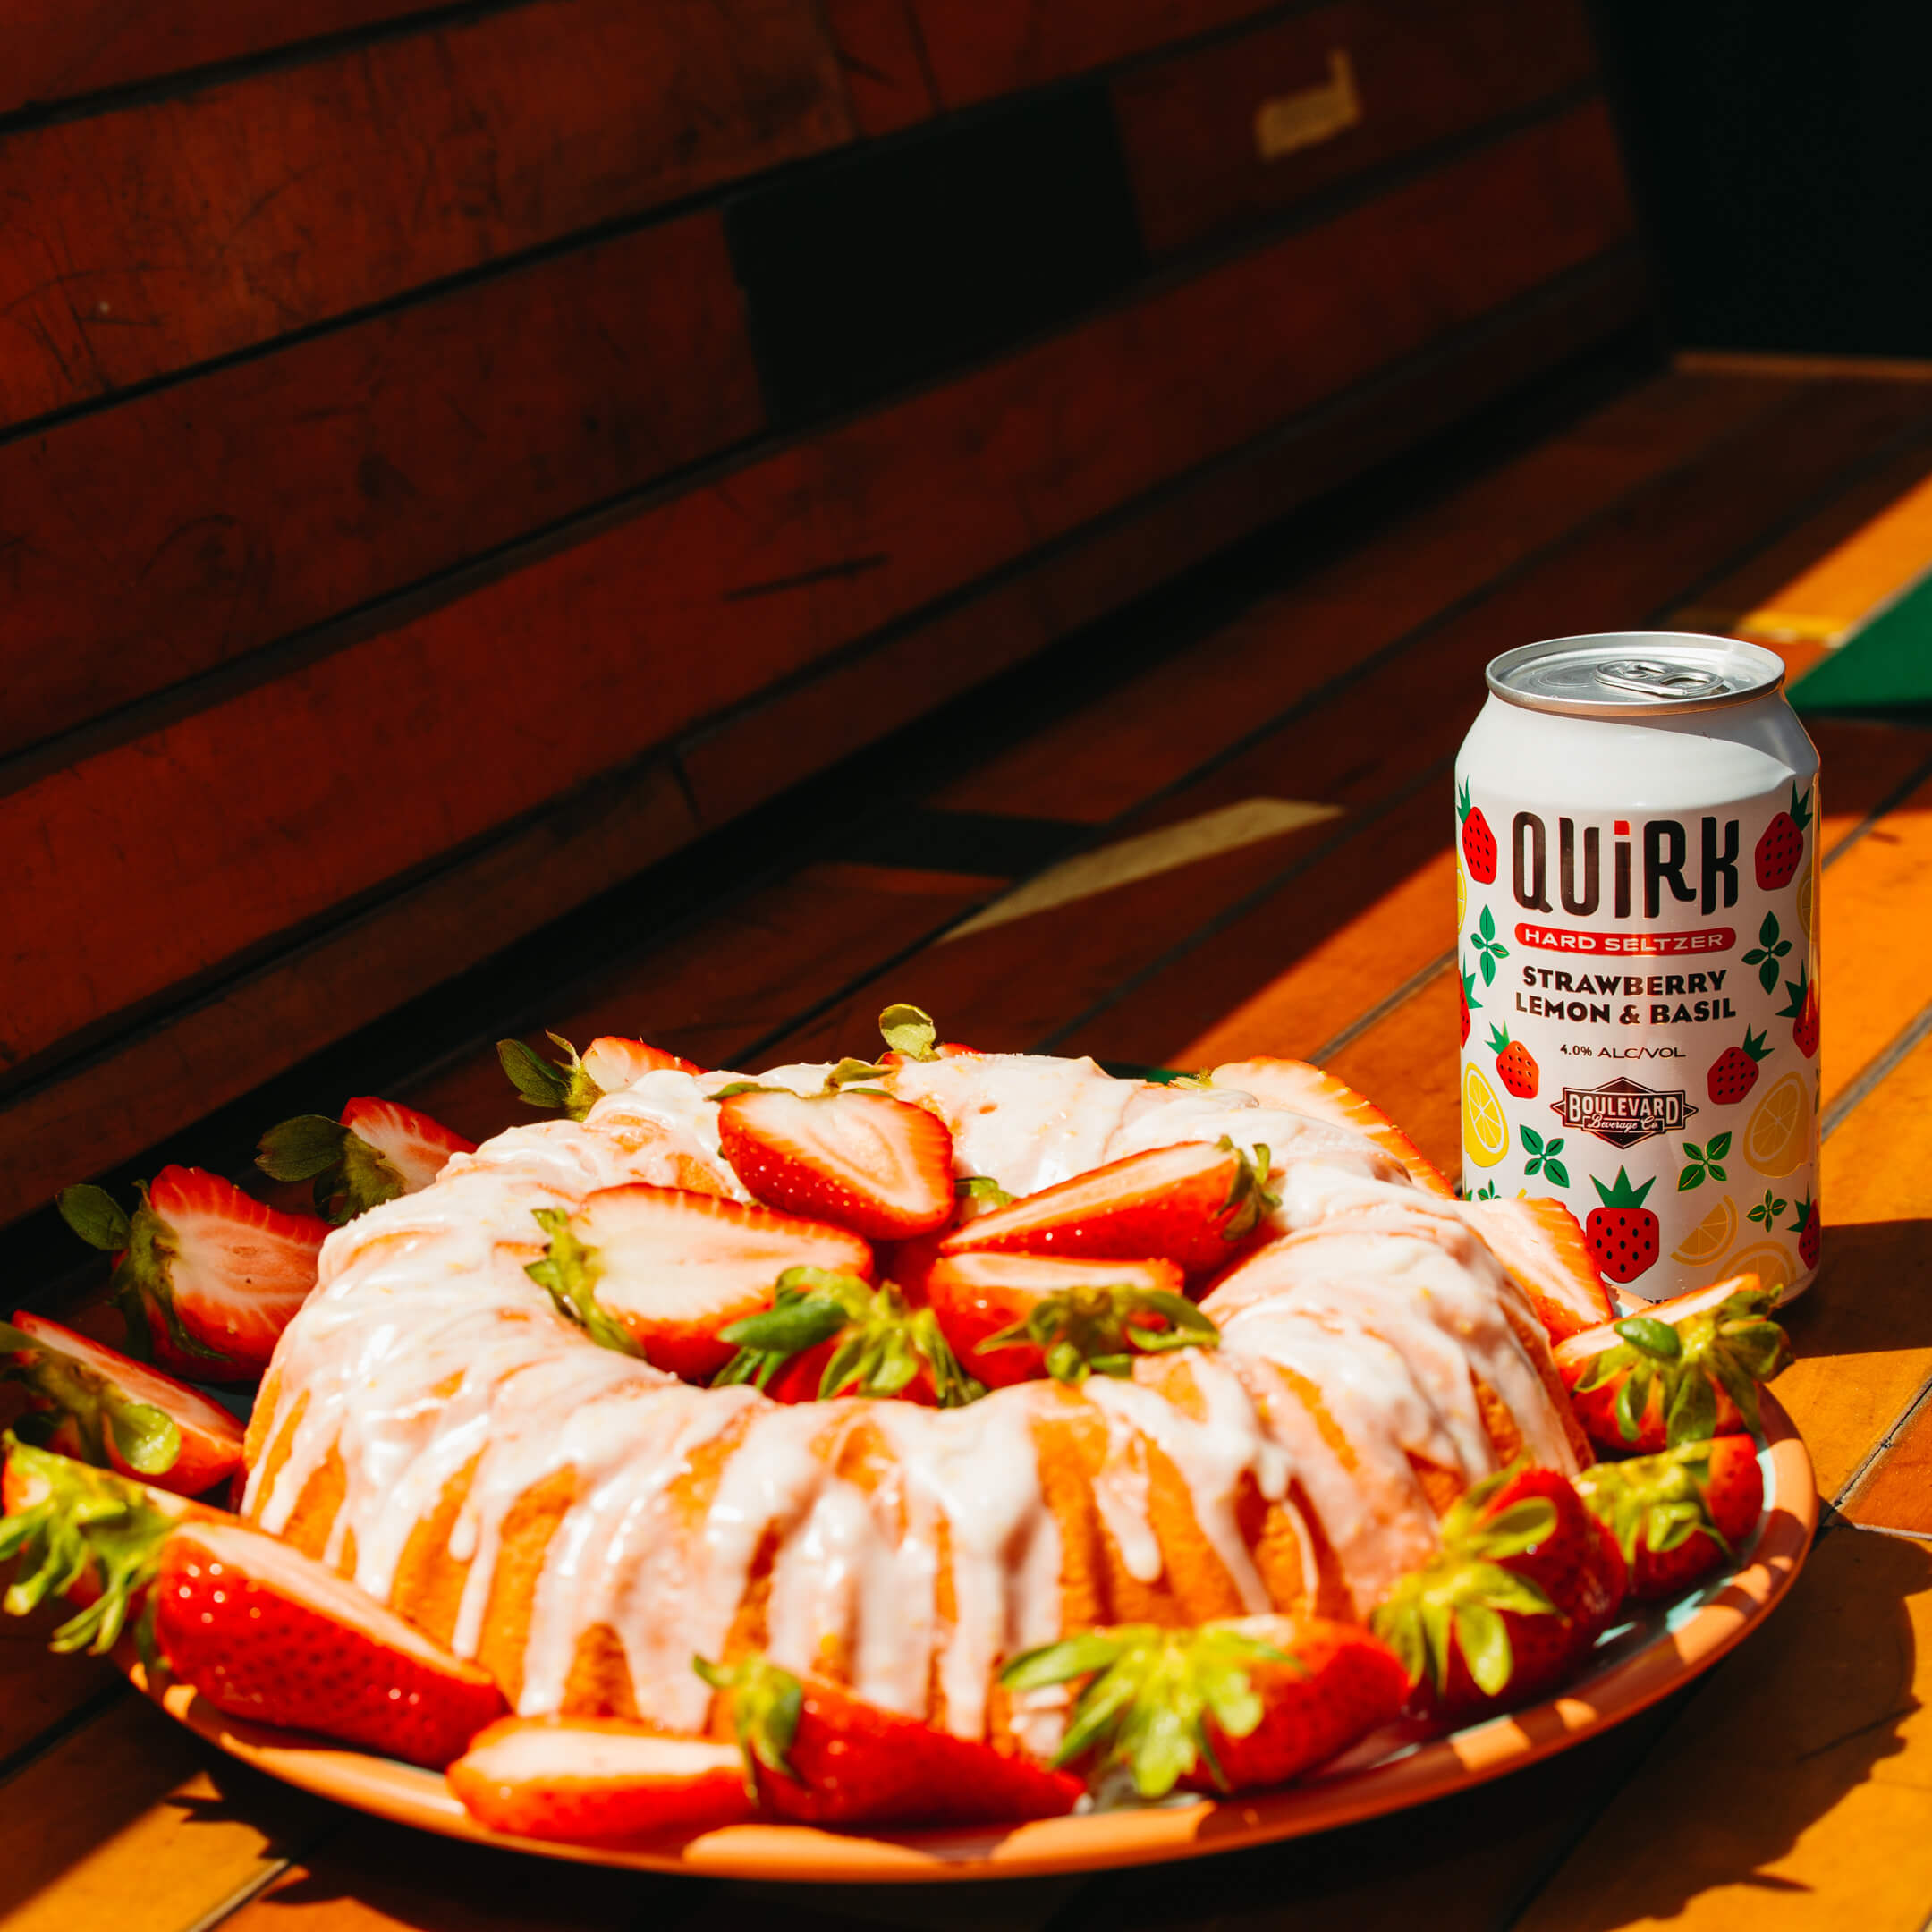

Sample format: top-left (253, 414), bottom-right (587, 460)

top-left (1554, 1077), bottom-right (1696, 1148)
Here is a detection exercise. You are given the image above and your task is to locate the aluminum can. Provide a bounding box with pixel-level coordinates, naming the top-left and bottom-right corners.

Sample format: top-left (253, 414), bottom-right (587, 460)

top-left (1455, 634), bottom-right (1820, 1304)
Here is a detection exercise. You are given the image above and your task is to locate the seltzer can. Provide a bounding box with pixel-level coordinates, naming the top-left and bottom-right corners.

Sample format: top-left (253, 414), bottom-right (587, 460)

top-left (1455, 633), bottom-right (1820, 1304)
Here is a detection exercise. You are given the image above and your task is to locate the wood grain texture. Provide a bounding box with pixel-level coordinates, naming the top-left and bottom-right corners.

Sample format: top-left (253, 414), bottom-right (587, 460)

top-left (0, 102), bottom-right (1633, 1087)
top-left (3, 1), bottom-right (441, 115)
top-left (1843, 1386), bottom-right (1932, 1535)
top-left (0, 758), bottom-right (698, 1227)
top-left (0, 213), bottom-right (761, 759)
top-left (0, 0), bottom-right (849, 428)
top-left (1114, 0), bottom-right (1597, 255)
top-left (933, 368), bottom-right (1798, 823)
top-left (0, 1692), bottom-right (333, 1932)
top-left (1513, 1527), bottom-right (1932, 1932)
top-left (818, 0), bottom-right (940, 137)
top-left (910, 0), bottom-right (1279, 107)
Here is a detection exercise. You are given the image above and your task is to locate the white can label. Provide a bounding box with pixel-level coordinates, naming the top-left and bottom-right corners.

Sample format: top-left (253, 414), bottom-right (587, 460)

top-left (1455, 775), bottom-right (1820, 1303)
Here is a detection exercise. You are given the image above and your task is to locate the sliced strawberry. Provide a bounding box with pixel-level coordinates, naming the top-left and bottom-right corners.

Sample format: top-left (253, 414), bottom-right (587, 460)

top-left (0, 1312), bottom-right (244, 1496)
top-left (0, 1434), bottom-right (211, 1654)
top-left (926, 1251), bottom-right (1205, 1388)
top-left (938, 1138), bottom-right (1279, 1274)
top-left (59, 1168), bottom-right (327, 1381)
top-left (1555, 1275), bottom-right (1791, 1453)
top-left (1574, 1436), bottom-right (1764, 1603)
top-left (1208, 1058), bottom-right (1455, 1198)
top-left (155, 1520), bottom-right (506, 1767)
top-left (695, 1651), bottom-right (1082, 1826)
top-left (1001, 1614), bottom-right (1405, 1798)
top-left (449, 1717), bottom-right (751, 1841)
top-left (258, 1097), bottom-right (475, 1224)
top-left (713, 1267), bottom-right (979, 1407)
top-left (525, 1186), bottom-right (873, 1383)
top-left (1370, 1464), bottom-right (1625, 1722)
top-left (581, 1036), bottom-right (703, 1089)
top-left (716, 1087), bottom-right (954, 1240)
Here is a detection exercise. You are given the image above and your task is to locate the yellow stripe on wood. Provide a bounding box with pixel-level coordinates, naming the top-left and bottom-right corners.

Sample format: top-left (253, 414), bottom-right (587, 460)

top-left (939, 798), bottom-right (1341, 941)
top-left (1734, 466), bottom-right (1932, 648)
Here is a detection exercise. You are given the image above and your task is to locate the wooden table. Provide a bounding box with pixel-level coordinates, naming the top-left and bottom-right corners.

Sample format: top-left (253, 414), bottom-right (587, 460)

top-left (6, 355), bottom-right (1932, 1932)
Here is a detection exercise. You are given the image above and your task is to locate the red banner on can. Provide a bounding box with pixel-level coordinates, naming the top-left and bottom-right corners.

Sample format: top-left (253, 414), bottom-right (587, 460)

top-left (1514, 923), bottom-right (1736, 955)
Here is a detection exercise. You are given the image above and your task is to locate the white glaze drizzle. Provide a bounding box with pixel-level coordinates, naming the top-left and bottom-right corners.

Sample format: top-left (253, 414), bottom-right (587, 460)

top-left (247, 1054), bottom-right (1583, 1738)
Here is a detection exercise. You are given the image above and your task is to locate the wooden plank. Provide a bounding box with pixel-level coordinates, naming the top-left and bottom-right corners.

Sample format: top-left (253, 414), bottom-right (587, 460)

top-left (0, 214), bottom-right (762, 759)
top-left (0, 1692), bottom-right (335, 1932)
top-left (0, 242), bottom-right (1646, 1229)
top-left (1114, 0), bottom-right (1598, 256)
top-left (818, 0), bottom-right (941, 139)
top-left (219, 1814), bottom-right (708, 1931)
top-left (1512, 1527), bottom-right (1932, 1932)
top-left (0, 1591), bottom-right (121, 1764)
top-left (1843, 1389), bottom-right (1932, 1535)
top-left (402, 861), bottom-right (1001, 1146)
top-left (0, 0), bottom-right (849, 427)
top-left (910, 0), bottom-right (1279, 108)
top-left (0, 758), bottom-right (699, 1229)
top-left (932, 369), bottom-right (1801, 823)
top-left (3, 2), bottom-right (439, 116)
top-left (0, 102), bottom-right (1635, 1089)
top-left (683, 249), bottom-right (1654, 835)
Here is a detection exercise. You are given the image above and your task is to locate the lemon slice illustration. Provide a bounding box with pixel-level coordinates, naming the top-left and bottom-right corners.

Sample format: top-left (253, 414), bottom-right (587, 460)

top-left (1744, 1071), bottom-right (1810, 1178)
top-left (1716, 1237), bottom-right (1796, 1300)
top-left (1796, 860), bottom-right (1817, 945)
top-left (1455, 860), bottom-right (1467, 934)
top-left (1462, 1064), bottom-right (1509, 1168)
top-left (1673, 1191), bottom-right (1738, 1265)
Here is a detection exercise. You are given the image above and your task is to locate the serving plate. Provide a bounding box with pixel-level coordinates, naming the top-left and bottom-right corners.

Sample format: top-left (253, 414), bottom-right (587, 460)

top-left (126, 1393), bottom-right (1815, 1884)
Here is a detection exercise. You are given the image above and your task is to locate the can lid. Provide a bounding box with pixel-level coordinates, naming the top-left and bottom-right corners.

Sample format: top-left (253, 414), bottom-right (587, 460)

top-left (1486, 633), bottom-right (1786, 718)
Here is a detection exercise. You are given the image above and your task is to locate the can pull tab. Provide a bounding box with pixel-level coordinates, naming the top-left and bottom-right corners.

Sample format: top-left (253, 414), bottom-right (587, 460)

top-left (1593, 657), bottom-right (1727, 700)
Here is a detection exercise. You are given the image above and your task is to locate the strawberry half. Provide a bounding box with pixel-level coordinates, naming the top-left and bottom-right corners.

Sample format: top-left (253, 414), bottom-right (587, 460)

top-left (926, 1251), bottom-right (1207, 1388)
top-left (716, 1087), bottom-right (954, 1240)
top-left (695, 1651), bottom-right (1082, 1826)
top-left (1371, 1464), bottom-right (1625, 1721)
top-left (938, 1137), bottom-right (1279, 1275)
top-left (1574, 1436), bottom-right (1764, 1603)
top-left (0, 1312), bottom-right (243, 1496)
top-left (258, 1097), bottom-right (475, 1224)
top-left (449, 1717), bottom-right (751, 1841)
top-left (712, 1267), bottom-right (979, 1407)
top-left (497, 1031), bottom-right (699, 1121)
top-left (1000, 1614), bottom-right (1406, 1799)
top-left (524, 1185), bottom-right (873, 1382)
top-left (1555, 1275), bottom-right (1791, 1452)
top-left (59, 1168), bottom-right (328, 1381)
top-left (155, 1519), bottom-right (507, 1767)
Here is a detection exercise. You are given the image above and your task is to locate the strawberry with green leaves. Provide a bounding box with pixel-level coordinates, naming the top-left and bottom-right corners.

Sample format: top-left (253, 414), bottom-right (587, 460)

top-left (1000, 1614), bottom-right (1406, 1799)
top-left (1553, 1276), bottom-right (1791, 1452)
top-left (1707, 1029), bottom-right (1771, 1107)
top-left (498, 1033), bottom-right (700, 1119)
top-left (1779, 966), bottom-right (1819, 1058)
top-left (1574, 1436), bottom-right (1764, 1604)
top-left (1487, 1026), bottom-right (1538, 1100)
top-left (695, 1651), bottom-right (1081, 1825)
top-left (1458, 781), bottom-right (1497, 884)
top-left (523, 1185), bottom-right (872, 1382)
top-left (58, 1168), bottom-right (328, 1381)
top-left (0, 1313), bottom-right (243, 1496)
top-left (939, 1137), bottom-right (1279, 1275)
top-left (1370, 1464), bottom-right (1624, 1721)
top-left (258, 1097), bottom-right (475, 1224)
top-left (712, 1267), bottom-right (981, 1407)
top-left (0, 1437), bottom-right (505, 1765)
top-left (1755, 784), bottom-right (1813, 890)
top-left (1787, 1192), bottom-right (1820, 1271)
top-left (926, 1251), bottom-right (1210, 1388)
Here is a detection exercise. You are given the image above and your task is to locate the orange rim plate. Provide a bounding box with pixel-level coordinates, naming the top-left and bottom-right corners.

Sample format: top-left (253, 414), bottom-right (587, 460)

top-left (128, 1393), bottom-right (1815, 1885)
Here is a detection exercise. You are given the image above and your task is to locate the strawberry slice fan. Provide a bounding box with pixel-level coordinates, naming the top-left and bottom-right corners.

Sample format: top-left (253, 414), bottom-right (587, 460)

top-left (4, 1012), bottom-right (1818, 1878)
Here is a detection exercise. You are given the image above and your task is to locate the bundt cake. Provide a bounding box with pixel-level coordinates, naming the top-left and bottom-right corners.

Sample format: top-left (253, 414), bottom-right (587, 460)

top-left (241, 1038), bottom-right (1613, 1755)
